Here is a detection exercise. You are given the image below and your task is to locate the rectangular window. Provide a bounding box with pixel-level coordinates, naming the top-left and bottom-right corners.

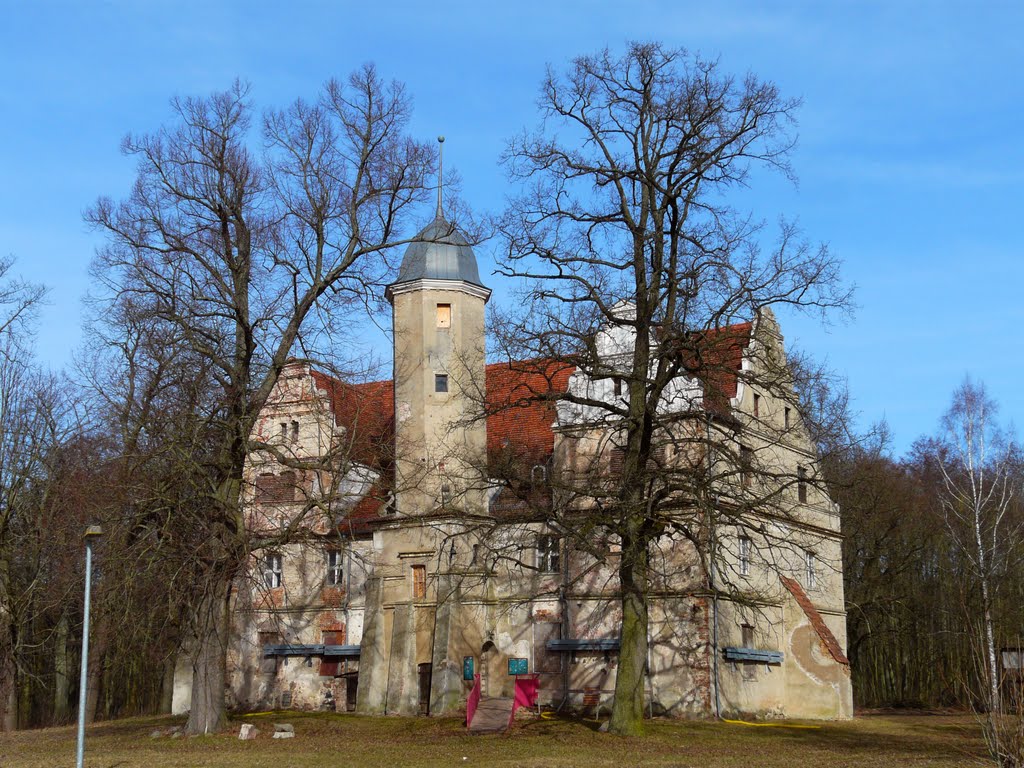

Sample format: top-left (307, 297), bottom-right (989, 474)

top-left (291, 420), bottom-right (299, 443)
top-left (613, 377), bottom-right (623, 397)
top-left (804, 550), bottom-right (817, 589)
top-left (739, 536), bottom-right (751, 576)
top-left (279, 422), bottom-right (287, 439)
top-left (412, 564), bottom-right (427, 599)
top-left (784, 407), bottom-right (791, 429)
top-left (740, 446), bottom-right (753, 488)
top-left (435, 373), bottom-right (448, 393)
top-left (326, 550), bottom-right (344, 586)
top-left (436, 303), bottom-right (451, 328)
top-left (537, 535), bottom-right (560, 573)
top-left (798, 465), bottom-right (808, 504)
top-left (741, 623), bottom-right (755, 648)
top-left (741, 624), bottom-right (757, 680)
top-left (258, 631), bottom-right (280, 675)
top-left (753, 393), bottom-right (760, 418)
top-left (263, 553), bottom-right (283, 589)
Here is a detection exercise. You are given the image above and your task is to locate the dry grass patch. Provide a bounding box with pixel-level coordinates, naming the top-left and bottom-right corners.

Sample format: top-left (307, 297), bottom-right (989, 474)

top-left (0, 710), bottom-right (987, 768)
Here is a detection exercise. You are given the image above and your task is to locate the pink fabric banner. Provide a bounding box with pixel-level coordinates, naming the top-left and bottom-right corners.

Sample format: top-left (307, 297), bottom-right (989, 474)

top-left (466, 673), bottom-right (481, 728)
top-left (508, 674), bottom-right (540, 727)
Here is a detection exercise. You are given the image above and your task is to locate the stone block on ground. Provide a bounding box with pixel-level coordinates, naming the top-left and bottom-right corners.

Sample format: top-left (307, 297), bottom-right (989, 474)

top-left (272, 731), bottom-right (295, 739)
top-left (238, 723), bottom-right (259, 740)
top-left (273, 722), bottom-right (294, 733)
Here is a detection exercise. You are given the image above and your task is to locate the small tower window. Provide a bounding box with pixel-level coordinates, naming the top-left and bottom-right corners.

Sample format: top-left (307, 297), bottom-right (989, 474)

top-left (784, 407), bottom-right (792, 429)
top-left (798, 465), bottom-right (808, 503)
top-left (753, 393), bottom-right (760, 418)
top-left (435, 373), bottom-right (448, 393)
top-left (290, 420), bottom-right (299, 443)
top-left (436, 303), bottom-right (451, 329)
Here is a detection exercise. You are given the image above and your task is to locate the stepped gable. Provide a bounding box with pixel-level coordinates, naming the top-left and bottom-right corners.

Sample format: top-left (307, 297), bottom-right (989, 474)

top-left (675, 322), bottom-right (752, 413)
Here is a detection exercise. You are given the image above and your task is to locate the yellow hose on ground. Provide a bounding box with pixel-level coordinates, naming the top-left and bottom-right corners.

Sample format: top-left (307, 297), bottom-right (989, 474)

top-left (721, 718), bottom-right (820, 729)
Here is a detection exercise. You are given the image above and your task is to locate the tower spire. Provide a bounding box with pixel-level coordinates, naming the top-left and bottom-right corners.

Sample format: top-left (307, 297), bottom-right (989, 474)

top-left (436, 135), bottom-right (445, 218)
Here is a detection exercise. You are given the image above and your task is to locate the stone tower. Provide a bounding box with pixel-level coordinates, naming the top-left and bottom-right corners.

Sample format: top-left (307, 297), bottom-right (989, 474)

top-left (384, 210), bottom-right (490, 517)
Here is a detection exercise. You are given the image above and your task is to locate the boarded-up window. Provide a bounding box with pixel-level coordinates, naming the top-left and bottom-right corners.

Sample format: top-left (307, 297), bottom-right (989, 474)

top-left (412, 564), bottom-right (426, 599)
top-left (436, 303), bottom-right (451, 328)
top-left (255, 471), bottom-right (297, 504)
top-left (320, 630), bottom-right (344, 677)
top-left (609, 447), bottom-right (626, 475)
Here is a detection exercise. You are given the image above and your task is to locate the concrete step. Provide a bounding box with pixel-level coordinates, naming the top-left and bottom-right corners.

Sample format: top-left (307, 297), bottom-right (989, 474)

top-left (469, 697), bottom-right (513, 734)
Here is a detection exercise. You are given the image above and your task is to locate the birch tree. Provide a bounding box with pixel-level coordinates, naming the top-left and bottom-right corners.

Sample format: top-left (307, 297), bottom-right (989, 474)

top-left (934, 380), bottom-right (1019, 719)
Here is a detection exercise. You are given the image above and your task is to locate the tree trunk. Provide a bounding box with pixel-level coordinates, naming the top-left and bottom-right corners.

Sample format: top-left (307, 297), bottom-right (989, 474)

top-left (185, 576), bottom-right (232, 735)
top-left (610, 530), bottom-right (649, 736)
top-left (53, 611), bottom-right (70, 723)
top-left (0, 559), bottom-right (17, 732)
top-left (159, 651), bottom-right (176, 715)
top-left (83, 613), bottom-right (109, 724)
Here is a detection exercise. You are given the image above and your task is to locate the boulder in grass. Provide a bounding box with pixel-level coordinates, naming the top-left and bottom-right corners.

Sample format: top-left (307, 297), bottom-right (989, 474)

top-left (238, 723), bottom-right (259, 740)
top-left (273, 723), bottom-right (294, 734)
top-left (272, 731), bottom-right (294, 739)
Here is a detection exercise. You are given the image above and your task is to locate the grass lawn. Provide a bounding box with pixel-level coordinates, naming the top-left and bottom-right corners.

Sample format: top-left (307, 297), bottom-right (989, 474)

top-left (0, 710), bottom-right (989, 768)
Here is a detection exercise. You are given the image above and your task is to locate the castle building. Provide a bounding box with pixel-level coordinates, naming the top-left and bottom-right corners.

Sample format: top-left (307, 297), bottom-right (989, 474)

top-left (173, 202), bottom-right (853, 721)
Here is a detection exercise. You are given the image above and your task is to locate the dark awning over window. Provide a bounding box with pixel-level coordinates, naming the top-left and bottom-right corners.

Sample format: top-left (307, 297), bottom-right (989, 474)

top-left (546, 639), bottom-right (620, 652)
top-left (263, 644), bottom-right (361, 658)
top-left (722, 647), bottom-right (783, 664)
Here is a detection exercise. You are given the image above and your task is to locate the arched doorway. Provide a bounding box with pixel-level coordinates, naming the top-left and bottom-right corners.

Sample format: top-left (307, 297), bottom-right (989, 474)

top-left (480, 640), bottom-right (496, 697)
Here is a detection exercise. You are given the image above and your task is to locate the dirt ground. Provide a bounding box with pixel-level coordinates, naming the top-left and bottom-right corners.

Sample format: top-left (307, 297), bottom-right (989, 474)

top-left (0, 709), bottom-right (990, 768)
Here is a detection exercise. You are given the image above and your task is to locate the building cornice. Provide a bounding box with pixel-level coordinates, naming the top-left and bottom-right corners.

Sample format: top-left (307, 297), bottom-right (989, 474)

top-left (385, 277), bottom-right (491, 304)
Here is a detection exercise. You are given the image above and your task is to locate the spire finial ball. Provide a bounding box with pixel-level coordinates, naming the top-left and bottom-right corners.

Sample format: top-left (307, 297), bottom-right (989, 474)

top-left (438, 135), bottom-right (445, 144)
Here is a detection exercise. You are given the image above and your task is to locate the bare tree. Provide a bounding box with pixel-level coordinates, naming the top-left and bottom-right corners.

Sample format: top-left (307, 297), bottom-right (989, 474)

top-left (87, 70), bottom-right (435, 733)
top-left (0, 258), bottom-right (45, 731)
top-left (495, 43), bottom-right (850, 734)
top-left (932, 380), bottom-right (1019, 741)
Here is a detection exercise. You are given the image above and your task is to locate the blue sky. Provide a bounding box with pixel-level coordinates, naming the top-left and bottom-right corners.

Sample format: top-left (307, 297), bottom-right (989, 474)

top-left (1, 0), bottom-right (1021, 454)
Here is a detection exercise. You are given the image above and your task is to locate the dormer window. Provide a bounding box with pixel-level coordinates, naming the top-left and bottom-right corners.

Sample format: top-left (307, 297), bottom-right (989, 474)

top-left (436, 303), bottom-right (451, 329)
top-left (435, 373), bottom-right (448, 393)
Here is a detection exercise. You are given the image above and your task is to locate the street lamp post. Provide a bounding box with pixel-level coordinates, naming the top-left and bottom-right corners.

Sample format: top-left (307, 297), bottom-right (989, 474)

top-left (76, 524), bottom-right (102, 768)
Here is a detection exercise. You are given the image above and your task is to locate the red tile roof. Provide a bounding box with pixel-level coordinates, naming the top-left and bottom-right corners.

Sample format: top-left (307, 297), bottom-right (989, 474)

top-left (309, 323), bottom-right (751, 527)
